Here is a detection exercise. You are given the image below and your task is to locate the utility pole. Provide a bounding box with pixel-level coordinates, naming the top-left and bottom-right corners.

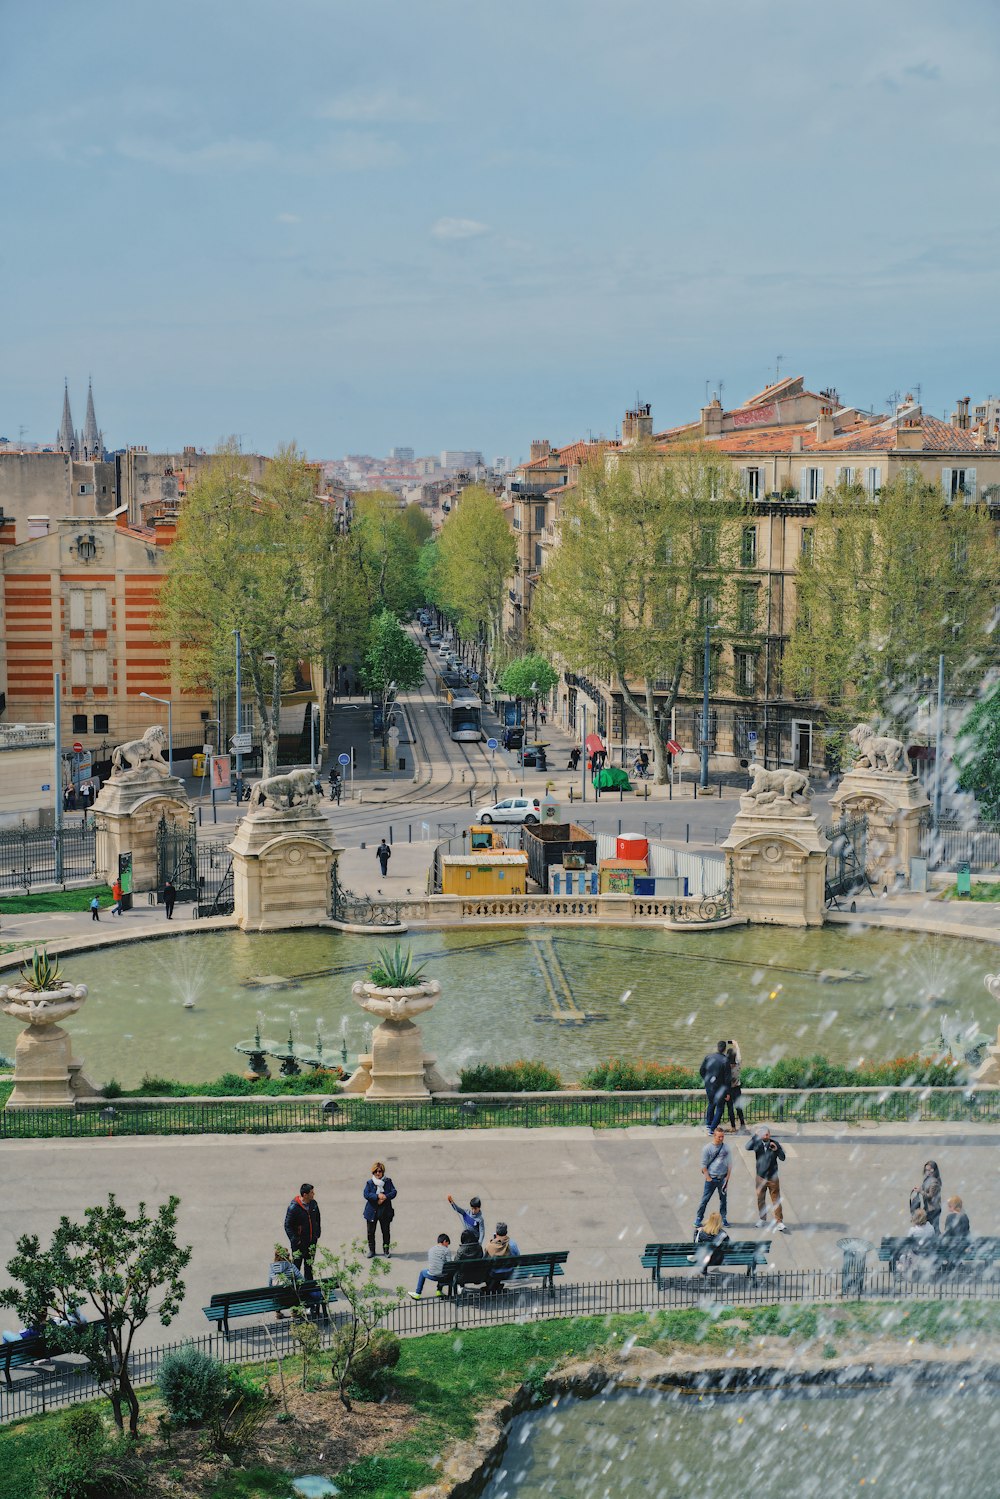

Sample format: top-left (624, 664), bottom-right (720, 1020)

top-left (581, 704), bottom-right (588, 803)
top-left (933, 652), bottom-right (945, 830)
top-left (54, 672), bottom-right (63, 882)
top-left (700, 624), bottom-right (712, 790)
top-left (234, 628), bottom-right (243, 796)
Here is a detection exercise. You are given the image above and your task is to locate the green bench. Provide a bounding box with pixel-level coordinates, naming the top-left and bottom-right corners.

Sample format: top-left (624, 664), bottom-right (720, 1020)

top-left (641, 1240), bottom-right (770, 1280)
top-left (879, 1235), bottom-right (1000, 1274)
top-left (202, 1280), bottom-right (338, 1335)
top-left (437, 1250), bottom-right (569, 1297)
top-left (1, 1322), bottom-right (103, 1388)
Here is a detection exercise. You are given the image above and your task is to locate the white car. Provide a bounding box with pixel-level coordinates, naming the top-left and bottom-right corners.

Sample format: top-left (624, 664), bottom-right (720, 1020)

top-left (477, 797), bottom-right (541, 825)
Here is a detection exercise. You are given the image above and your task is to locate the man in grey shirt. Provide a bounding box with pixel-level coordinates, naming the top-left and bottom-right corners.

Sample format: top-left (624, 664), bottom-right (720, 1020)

top-left (694, 1126), bottom-right (732, 1231)
top-left (409, 1233), bottom-right (453, 1299)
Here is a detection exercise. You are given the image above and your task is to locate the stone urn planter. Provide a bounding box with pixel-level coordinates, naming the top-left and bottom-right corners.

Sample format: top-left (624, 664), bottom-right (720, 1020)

top-left (344, 978), bottom-right (450, 1099)
top-left (0, 976), bottom-right (102, 1109)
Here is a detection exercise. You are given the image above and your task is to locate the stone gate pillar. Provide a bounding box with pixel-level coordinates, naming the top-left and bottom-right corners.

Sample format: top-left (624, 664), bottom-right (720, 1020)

top-left (830, 763), bottom-right (929, 890)
top-left (91, 726), bottom-right (190, 891)
top-left (721, 770), bottom-right (828, 926)
top-left (228, 779), bottom-right (342, 930)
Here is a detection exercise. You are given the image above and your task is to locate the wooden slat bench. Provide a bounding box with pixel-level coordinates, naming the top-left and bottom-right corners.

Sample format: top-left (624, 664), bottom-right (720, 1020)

top-left (202, 1280), bottom-right (338, 1335)
top-left (879, 1235), bottom-right (1000, 1275)
top-left (437, 1251), bottom-right (569, 1298)
top-left (1, 1321), bottom-right (103, 1389)
top-left (641, 1240), bottom-right (770, 1281)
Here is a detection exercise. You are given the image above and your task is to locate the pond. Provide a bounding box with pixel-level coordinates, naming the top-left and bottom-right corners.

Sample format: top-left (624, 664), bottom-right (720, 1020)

top-left (0, 923), bottom-right (995, 1087)
top-left (482, 1381), bottom-right (994, 1498)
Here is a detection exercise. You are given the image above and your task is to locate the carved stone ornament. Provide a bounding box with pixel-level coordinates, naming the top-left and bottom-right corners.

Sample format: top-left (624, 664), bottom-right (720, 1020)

top-left (109, 724), bottom-right (169, 780)
top-left (848, 722), bottom-right (905, 773)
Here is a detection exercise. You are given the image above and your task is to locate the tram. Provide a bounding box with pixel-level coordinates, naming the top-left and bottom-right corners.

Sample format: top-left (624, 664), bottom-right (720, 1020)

top-left (444, 690), bottom-right (483, 742)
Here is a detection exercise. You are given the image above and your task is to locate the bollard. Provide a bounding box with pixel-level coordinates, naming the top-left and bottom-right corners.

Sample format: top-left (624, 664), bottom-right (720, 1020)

top-left (685, 823), bottom-right (690, 844)
top-left (408, 824), bottom-right (412, 843)
top-left (197, 806), bottom-right (202, 826)
top-left (389, 826), bottom-right (393, 844)
top-left (469, 788), bottom-right (474, 807)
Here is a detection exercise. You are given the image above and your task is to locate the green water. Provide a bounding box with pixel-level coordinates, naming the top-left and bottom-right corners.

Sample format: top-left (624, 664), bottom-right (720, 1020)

top-left (0, 924), bottom-right (995, 1087)
top-left (483, 1383), bottom-right (996, 1498)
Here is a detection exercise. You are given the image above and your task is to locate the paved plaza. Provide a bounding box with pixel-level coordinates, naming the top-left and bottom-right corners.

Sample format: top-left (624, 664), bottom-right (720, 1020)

top-left (2, 1122), bottom-right (997, 1344)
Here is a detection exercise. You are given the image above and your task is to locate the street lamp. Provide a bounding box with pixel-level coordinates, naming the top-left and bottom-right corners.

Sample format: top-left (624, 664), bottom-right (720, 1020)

top-left (139, 692), bottom-right (173, 776)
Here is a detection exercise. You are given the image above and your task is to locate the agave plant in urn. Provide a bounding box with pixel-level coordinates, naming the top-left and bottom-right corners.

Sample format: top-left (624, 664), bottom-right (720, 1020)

top-left (346, 943), bottom-right (450, 1099)
top-left (0, 949), bottom-right (101, 1108)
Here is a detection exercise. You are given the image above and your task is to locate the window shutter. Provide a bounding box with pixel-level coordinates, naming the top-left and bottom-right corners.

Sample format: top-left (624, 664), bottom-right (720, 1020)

top-left (69, 589), bottom-right (85, 630)
top-left (799, 466), bottom-right (809, 500)
top-left (92, 590), bottom-right (108, 630)
top-left (815, 466), bottom-right (824, 497)
top-left (966, 467), bottom-right (977, 501)
top-left (942, 466), bottom-right (952, 497)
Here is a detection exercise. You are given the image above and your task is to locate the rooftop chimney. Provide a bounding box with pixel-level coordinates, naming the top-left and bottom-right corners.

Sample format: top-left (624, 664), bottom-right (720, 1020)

top-left (815, 407), bottom-right (835, 444)
top-left (700, 398), bottom-right (723, 438)
top-left (896, 419), bottom-right (923, 451)
top-left (953, 397), bottom-right (971, 431)
top-left (529, 440), bottom-right (552, 463)
top-left (621, 403), bottom-right (653, 447)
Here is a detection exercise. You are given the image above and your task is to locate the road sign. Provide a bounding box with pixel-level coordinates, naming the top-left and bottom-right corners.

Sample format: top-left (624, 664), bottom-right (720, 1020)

top-left (72, 741), bottom-right (83, 753)
top-left (666, 739), bottom-right (682, 755)
top-left (338, 752), bottom-right (351, 766)
top-left (747, 731), bottom-right (758, 744)
top-left (41, 783), bottom-right (51, 791)
top-left (230, 732), bottom-right (252, 753)
top-left (486, 737), bottom-right (499, 750)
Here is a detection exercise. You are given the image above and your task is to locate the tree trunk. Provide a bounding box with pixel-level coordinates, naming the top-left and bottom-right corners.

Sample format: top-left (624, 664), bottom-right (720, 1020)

top-left (109, 1388), bottom-right (125, 1434)
top-left (122, 1375), bottom-right (141, 1437)
top-left (616, 672), bottom-right (677, 785)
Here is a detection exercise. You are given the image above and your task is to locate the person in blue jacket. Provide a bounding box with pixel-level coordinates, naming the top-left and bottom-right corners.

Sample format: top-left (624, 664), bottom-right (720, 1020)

top-left (363, 1161), bottom-right (397, 1257)
top-left (447, 1192), bottom-right (485, 1245)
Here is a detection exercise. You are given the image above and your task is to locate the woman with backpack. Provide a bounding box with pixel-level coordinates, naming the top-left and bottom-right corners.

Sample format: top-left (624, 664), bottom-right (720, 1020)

top-left (910, 1161), bottom-right (942, 1232)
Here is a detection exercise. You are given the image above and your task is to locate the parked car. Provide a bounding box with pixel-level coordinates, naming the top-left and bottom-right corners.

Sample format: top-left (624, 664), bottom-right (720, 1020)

top-left (477, 797), bottom-right (541, 825)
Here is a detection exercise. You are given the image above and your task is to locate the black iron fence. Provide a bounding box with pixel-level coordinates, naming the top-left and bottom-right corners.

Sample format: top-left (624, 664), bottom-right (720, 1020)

top-left (920, 819), bottom-right (1000, 872)
top-left (4, 1267), bottom-right (1000, 1424)
top-left (3, 1087), bottom-right (999, 1141)
top-left (0, 824), bottom-right (97, 893)
top-left (154, 817), bottom-right (233, 916)
top-left (823, 814), bottom-right (869, 905)
top-left (329, 867), bottom-right (402, 926)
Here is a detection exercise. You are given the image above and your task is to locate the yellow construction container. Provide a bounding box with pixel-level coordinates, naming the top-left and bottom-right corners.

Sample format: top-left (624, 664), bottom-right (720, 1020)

top-left (441, 853), bottom-right (528, 896)
top-left (598, 858), bottom-right (646, 894)
top-left (468, 825), bottom-right (519, 852)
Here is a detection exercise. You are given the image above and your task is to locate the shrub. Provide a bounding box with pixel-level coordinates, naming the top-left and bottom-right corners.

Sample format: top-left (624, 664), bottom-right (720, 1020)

top-left (61, 1406), bottom-right (105, 1453)
top-left (368, 942), bottom-right (427, 988)
top-left (158, 1345), bottom-right (228, 1427)
top-left (40, 1435), bottom-right (149, 1499)
top-left (580, 1058), bottom-right (698, 1091)
top-left (459, 1060), bottom-right (563, 1092)
top-left (101, 1078), bottom-right (123, 1100)
top-left (347, 1330), bottom-right (401, 1398)
top-left (209, 1365), bottom-right (276, 1456)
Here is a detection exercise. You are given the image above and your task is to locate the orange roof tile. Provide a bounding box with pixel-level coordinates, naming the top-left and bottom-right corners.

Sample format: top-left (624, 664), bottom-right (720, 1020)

top-left (812, 414), bottom-right (988, 454)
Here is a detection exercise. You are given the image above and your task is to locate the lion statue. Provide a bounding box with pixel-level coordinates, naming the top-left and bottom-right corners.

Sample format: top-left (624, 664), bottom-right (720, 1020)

top-left (746, 763), bottom-right (812, 804)
top-left (110, 725), bottom-right (168, 777)
top-left (849, 722), bottom-right (905, 773)
top-left (248, 767), bottom-right (319, 812)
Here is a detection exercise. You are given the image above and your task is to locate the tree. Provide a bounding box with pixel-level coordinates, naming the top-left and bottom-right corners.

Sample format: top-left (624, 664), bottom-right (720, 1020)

top-left (785, 472), bottom-right (999, 739)
top-left (350, 492), bottom-right (423, 617)
top-left (312, 1241), bottom-right (400, 1411)
top-left (158, 443), bottom-right (334, 775)
top-left (400, 502), bottom-right (432, 547)
top-left (432, 487), bottom-right (516, 683)
top-left (956, 680), bottom-right (1000, 820)
top-left (0, 1194), bottom-right (191, 1436)
top-left (498, 653), bottom-right (559, 730)
top-left (360, 610), bottom-right (424, 763)
top-left (533, 446), bottom-right (744, 782)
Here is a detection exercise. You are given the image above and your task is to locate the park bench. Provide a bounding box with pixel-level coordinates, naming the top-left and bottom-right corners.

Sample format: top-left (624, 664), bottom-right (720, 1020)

top-left (202, 1279), bottom-right (338, 1335)
top-left (641, 1240), bottom-right (770, 1281)
top-left (437, 1250), bottom-right (569, 1298)
top-left (879, 1235), bottom-right (1000, 1276)
top-left (1, 1322), bottom-right (104, 1389)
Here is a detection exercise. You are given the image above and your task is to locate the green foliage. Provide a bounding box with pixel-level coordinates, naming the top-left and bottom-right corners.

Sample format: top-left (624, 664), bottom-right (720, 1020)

top-left (0, 1194), bottom-right (191, 1437)
top-left (942, 879), bottom-right (1000, 901)
top-left (582, 1052), bottom-right (965, 1090)
top-left (347, 1330), bottom-right (401, 1398)
top-left (956, 681), bottom-right (1000, 820)
top-left (313, 1240), bottom-right (401, 1410)
top-left (0, 887), bottom-right (107, 916)
top-left (60, 1407), bottom-right (105, 1454)
top-left (432, 487), bottom-right (516, 681)
top-left (102, 1079), bottom-right (123, 1100)
top-left (351, 492), bottom-right (424, 617)
top-left (157, 1345), bottom-right (228, 1427)
top-left (460, 1060), bottom-right (563, 1092)
top-left (367, 942), bottom-right (427, 988)
top-left (19, 947), bottom-right (64, 993)
top-left (400, 502), bottom-right (432, 547)
top-left (360, 609), bottom-right (425, 736)
top-left (121, 1069), bottom-right (345, 1098)
top-left (208, 1365), bottom-right (276, 1457)
top-left (39, 1435), bottom-right (150, 1499)
top-left (498, 654), bottom-right (559, 704)
top-left (580, 1058), bottom-right (699, 1090)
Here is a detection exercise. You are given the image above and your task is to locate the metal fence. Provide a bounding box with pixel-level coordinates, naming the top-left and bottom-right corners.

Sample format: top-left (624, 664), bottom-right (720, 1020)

top-left (329, 867), bottom-right (402, 926)
top-left (154, 818), bottom-right (233, 916)
top-left (4, 1267), bottom-right (1000, 1424)
top-left (823, 814), bottom-right (869, 904)
top-left (920, 820), bottom-right (1000, 872)
top-left (0, 824), bottom-right (97, 892)
top-left (2, 1087), bottom-right (999, 1141)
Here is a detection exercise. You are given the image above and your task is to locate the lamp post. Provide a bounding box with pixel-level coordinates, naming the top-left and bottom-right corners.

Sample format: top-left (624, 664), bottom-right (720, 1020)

top-left (205, 718), bottom-right (221, 819)
top-left (139, 692), bottom-right (173, 776)
top-left (699, 623), bottom-right (712, 791)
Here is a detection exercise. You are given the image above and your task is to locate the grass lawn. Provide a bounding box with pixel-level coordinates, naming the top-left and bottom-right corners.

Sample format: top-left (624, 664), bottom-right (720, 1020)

top-left (941, 880), bottom-right (1000, 901)
top-left (0, 886), bottom-right (109, 915)
top-left (3, 1302), bottom-right (1000, 1499)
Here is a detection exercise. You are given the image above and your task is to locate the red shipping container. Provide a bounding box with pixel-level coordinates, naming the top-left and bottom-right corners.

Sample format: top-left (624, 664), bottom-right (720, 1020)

top-left (616, 835), bottom-right (648, 866)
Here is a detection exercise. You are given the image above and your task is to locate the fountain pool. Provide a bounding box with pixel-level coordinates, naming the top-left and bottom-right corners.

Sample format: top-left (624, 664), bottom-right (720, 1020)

top-left (483, 1380), bottom-right (995, 1498)
top-left (0, 924), bottom-right (995, 1088)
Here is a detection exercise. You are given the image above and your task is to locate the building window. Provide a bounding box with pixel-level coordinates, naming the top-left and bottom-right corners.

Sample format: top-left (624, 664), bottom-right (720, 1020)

top-left (740, 525), bottom-right (757, 567)
top-left (734, 712), bottom-right (758, 758)
top-left (866, 466), bottom-right (881, 496)
top-left (92, 651), bottom-right (108, 687)
top-left (944, 466), bottom-right (977, 501)
top-left (697, 592), bottom-right (715, 623)
top-left (737, 585), bottom-right (758, 633)
top-left (743, 467), bottom-right (761, 500)
top-left (837, 466), bottom-right (855, 486)
top-left (799, 467), bottom-right (824, 501)
top-left (72, 714), bottom-right (88, 734)
top-left (734, 649), bottom-right (758, 696)
top-left (699, 525), bottom-right (719, 566)
top-left (534, 543), bottom-right (543, 569)
top-left (69, 589), bottom-right (86, 630)
top-left (534, 505), bottom-right (546, 530)
top-left (800, 527), bottom-right (814, 561)
top-left (693, 647), bottom-right (719, 693)
top-left (71, 649), bottom-right (87, 686)
top-left (94, 714), bottom-right (109, 734)
top-left (92, 590), bottom-right (107, 630)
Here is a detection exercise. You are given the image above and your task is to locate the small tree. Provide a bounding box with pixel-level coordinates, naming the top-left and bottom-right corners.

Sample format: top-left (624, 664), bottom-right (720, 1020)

top-left (312, 1241), bottom-right (400, 1411)
top-left (499, 654), bottom-right (559, 730)
top-left (956, 681), bottom-right (1000, 820)
top-left (0, 1194), bottom-right (191, 1436)
top-left (360, 610), bottom-right (424, 764)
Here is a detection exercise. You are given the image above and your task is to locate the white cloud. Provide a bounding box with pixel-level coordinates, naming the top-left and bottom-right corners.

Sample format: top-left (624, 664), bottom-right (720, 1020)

top-left (431, 217), bottom-right (491, 241)
top-left (316, 88), bottom-right (431, 124)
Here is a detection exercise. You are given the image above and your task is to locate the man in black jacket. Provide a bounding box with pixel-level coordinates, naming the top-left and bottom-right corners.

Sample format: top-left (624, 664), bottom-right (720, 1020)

top-left (747, 1128), bottom-right (787, 1232)
top-left (699, 1040), bottom-right (731, 1134)
top-left (284, 1183), bottom-right (322, 1274)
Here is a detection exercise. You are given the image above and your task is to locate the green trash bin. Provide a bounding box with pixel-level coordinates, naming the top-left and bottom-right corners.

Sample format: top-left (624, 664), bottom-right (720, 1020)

top-left (956, 862), bottom-right (972, 898)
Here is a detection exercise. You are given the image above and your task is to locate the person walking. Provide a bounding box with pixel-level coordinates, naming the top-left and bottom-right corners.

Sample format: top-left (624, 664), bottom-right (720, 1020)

top-left (447, 1193), bottom-right (486, 1246)
top-left (919, 1160), bottom-right (943, 1232)
top-left (111, 879), bottom-right (123, 917)
top-left (363, 1161), bottom-right (397, 1257)
top-left (694, 1126), bottom-right (732, 1232)
top-left (747, 1127), bottom-right (787, 1232)
top-left (699, 1040), bottom-right (732, 1134)
top-left (408, 1233), bottom-right (452, 1299)
top-left (725, 1041), bottom-right (746, 1131)
top-left (162, 879), bottom-right (176, 920)
top-left (90, 895), bottom-right (101, 922)
top-left (284, 1183), bottom-right (321, 1277)
top-left (376, 838), bottom-right (392, 879)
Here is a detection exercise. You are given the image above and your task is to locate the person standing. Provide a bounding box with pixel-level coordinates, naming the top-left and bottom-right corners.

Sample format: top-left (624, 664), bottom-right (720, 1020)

top-left (111, 878), bottom-right (123, 917)
top-left (699, 1041), bottom-right (732, 1134)
top-left (284, 1183), bottom-right (321, 1277)
top-left (376, 838), bottom-right (392, 879)
top-left (919, 1161), bottom-right (943, 1232)
top-left (328, 769), bottom-right (340, 802)
top-left (747, 1127), bottom-right (787, 1232)
top-left (725, 1041), bottom-right (746, 1131)
top-left (363, 1161), bottom-right (397, 1257)
top-left (694, 1126), bottom-right (732, 1231)
top-left (163, 879), bottom-right (176, 920)
top-left (408, 1233), bottom-right (452, 1299)
top-left (447, 1193), bottom-right (486, 1246)
top-left (90, 895), bottom-right (101, 922)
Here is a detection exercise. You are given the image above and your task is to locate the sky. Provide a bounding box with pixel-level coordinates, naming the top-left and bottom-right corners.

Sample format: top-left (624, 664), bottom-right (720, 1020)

top-left (2, 0), bottom-right (999, 462)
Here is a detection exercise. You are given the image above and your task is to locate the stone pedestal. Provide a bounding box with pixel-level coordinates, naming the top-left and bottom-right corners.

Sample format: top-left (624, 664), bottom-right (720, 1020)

top-left (722, 798), bottom-right (829, 927)
top-left (345, 978), bottom-right (450, 1099)
top-left (93, 767), bottom-right (191, 891)
top-left (228, 806), bottom-right (342, 931)
top-left (973, 1028), bottom-right (1000, 1086)
top-left (830, 770), bottom-right (929, 889)
top-left (1, 981), bottom-right (101, 1110)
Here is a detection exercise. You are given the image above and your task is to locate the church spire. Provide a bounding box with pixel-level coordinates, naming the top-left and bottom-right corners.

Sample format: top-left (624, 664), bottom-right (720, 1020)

top-left (58, 380), bottom-right (76, 455)
top-left (82, 378), bottom-right (101, 459)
